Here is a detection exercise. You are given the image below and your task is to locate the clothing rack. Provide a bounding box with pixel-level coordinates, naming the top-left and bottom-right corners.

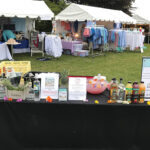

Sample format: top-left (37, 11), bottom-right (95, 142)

top-left (84, 26), bottom-right (107, 57)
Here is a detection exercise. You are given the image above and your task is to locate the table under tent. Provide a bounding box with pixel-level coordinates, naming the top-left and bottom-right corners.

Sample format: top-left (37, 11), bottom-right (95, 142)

top-left (55, 3), bottom-right (144, 56)
top-left (0, 0), bottom-right (54, 60)
top-left (132, 14), bottom-right (150, 44)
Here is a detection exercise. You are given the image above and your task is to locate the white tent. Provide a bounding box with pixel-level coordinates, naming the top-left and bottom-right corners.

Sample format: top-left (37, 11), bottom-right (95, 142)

top-left (0, 0), bottom-right (54, 20)
top-left (0, 0), bottom-right (54, 38)
top-left (55, 3), bottom-right (136, 24)
top-left (132, 14), bottom-right (150, 25)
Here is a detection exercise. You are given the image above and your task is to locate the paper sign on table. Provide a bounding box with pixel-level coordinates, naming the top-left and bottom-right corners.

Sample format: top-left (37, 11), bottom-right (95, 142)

top-left (68, 77), bottom-right (87, 101)
top-left (38, 73), bottom-right (59, 99)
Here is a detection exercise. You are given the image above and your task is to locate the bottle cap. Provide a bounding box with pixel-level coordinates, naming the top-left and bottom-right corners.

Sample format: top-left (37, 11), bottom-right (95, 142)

top-left (112, 78), bottom-right (116, 81)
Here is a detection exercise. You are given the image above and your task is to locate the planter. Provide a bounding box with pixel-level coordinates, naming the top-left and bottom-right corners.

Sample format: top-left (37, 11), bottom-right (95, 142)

top-left (6, 88), bottom-right (27, 100)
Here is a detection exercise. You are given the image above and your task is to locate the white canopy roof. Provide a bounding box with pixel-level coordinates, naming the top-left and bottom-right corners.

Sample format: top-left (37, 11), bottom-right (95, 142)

top-left (55, 3), bottom-right (136, 24)
top-left (132, 14), bottom-right (150, 25)
top-left (0, 0), bottom-right (54, 20)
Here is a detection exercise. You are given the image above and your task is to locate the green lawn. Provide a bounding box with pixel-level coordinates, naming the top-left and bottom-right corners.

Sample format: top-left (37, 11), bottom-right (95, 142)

top-left (13, 44), bottom-right (150, 83)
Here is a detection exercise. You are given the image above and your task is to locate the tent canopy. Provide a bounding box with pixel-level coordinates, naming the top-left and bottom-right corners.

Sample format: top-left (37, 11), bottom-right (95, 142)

top-left (133, 14), bottom-right (150, 25)
top-left (55, 3), bottom-right (136, 24)
top-left (0, 0), bottom-right (54, 20)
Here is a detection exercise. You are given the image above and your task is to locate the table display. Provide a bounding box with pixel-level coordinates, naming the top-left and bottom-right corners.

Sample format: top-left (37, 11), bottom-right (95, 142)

top-left (0, 43), bottom-right (12, 60)
top-left (13, 39), bottom-right (30, 54)
top-left (0, 60), bottom-right (150, 149)
top-left (61, 40), bottom-right (82, 54)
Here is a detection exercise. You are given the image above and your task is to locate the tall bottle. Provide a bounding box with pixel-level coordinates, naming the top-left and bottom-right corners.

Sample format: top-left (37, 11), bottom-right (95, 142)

top-left (26, 80), bottom-right (35, 101)
top-left (139, 81), bottom-right (145, 103)
top-left (125, 81), bottom-right (132, 103)
top-left (33, 74), bottom-right (40, 101)
top-left (117, 78), bottom-right (125, 103)
top-left (132, 82), bottom-right (139, 104)
top-left (110, 78), bottom-right (118, 103)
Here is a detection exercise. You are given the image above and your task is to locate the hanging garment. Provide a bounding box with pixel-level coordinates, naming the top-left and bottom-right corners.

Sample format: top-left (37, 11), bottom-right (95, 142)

top-left (74, 21), bottom-right (78, 33)
top-left (45, 35), bottom-right (63, 58)
top-left (83, 28), bottom-right (90, 37)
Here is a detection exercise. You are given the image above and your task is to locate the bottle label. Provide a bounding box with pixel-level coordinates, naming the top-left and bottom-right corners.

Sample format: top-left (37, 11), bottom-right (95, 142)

top-left (118, 89), bottom-right (125, 100)
top-left (34, 83), bottom-right (40, 91)
top-left (111, 89), bottom-right (117, 100)
top-left (133, 88), bottom-right (139, 94)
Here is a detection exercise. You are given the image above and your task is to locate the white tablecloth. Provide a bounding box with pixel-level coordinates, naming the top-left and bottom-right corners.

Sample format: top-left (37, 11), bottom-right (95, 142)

top-left (0, 43), bottom-right (12, 60)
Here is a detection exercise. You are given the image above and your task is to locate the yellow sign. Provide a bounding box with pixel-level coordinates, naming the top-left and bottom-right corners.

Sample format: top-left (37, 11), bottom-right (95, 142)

top-left (0, 61), bottom-right (31, 75)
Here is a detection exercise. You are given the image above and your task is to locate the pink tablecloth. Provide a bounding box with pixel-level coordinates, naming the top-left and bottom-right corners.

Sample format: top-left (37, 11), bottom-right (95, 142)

top-left (61, 40), bottom-right (82, 53)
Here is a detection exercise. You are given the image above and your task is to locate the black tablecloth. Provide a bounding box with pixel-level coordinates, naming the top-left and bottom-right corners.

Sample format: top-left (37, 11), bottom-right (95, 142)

top-left (0, 90), bottom-right (150, 150)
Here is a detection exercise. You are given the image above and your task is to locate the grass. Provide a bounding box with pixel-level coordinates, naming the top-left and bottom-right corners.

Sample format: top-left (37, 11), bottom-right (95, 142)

top-left (11, 44), bottom-right (150, 83)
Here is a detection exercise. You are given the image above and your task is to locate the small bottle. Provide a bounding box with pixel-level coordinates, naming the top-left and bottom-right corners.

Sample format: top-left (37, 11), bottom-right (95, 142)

top-left (33, 74), bottom-right (40, 101)
top-left (0, 79), bottom-right (6, 99)
top-left (26, 80), bottom-right (35, 101)
top-left (110, 78), bottom-right (118, 103)
top-left (117, 78), bottom-right (125, 103)
top-left (139, 81), bottom-right (145, 103)
top-left (125, 81), bottom-right (132, 103)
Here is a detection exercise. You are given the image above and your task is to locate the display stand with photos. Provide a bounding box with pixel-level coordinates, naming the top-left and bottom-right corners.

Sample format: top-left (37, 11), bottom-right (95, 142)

top-left (141, 57), bottom-right (150, 101)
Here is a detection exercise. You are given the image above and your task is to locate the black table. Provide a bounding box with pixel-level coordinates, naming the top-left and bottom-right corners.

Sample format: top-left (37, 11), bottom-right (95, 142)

top-left (0, 91), bottom-right (150, 150)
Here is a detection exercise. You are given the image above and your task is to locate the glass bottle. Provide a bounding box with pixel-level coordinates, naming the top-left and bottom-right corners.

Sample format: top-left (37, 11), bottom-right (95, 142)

top-left (117, 78), bottom-right (125, 103)
top-left (26, 80), bottom-right (35, 101)
top-left (125, 81), bottom-right (132, 103)
top-left (110, 78), bottom-right (118, 103)
top-left (132, 82), bottom-right (139, 104)
top-left (139, 81), bottom-right (145, 104)
top-left (33, 74), bottom-right (40, 101)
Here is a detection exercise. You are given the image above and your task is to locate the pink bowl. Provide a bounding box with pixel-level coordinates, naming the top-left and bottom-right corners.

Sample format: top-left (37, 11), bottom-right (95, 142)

top-left (87, 79), bottom-right (108, 95)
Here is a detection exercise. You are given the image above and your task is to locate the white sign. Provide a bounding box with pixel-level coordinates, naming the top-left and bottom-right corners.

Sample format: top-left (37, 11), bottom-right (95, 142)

top-left (141, 57), bottom-right (150, 101)
top-left (68, 77), bottom-right (87, 101)
top-left (38, 73), bottom-right (59, 99)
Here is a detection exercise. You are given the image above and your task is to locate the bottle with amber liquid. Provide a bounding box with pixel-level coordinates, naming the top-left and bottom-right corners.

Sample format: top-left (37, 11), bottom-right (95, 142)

top-left (110, 78), bottom-right (118, 103)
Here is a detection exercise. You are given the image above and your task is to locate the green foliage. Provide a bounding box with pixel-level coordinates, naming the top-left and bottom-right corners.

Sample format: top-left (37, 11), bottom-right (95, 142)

top-left (60, 69), bottom-right (69, 85)
top-left (44, 0), bottom-right (67, 15)
top-left (35, 0), bottom-right (67, 32)
top-left (35, 20), bottom-right (52, 32)
top-left (2, 79), bottom-right (28, 91)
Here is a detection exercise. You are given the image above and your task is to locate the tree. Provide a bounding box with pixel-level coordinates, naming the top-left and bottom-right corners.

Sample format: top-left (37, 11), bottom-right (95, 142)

top-left (35, 0), bottom-right (67, 32)
top-left (49, 0), bottom-right (135, 15)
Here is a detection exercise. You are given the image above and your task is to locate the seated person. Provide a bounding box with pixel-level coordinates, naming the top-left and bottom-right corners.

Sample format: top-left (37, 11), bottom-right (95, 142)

top-left (2, 29), bottom-right (16, 42)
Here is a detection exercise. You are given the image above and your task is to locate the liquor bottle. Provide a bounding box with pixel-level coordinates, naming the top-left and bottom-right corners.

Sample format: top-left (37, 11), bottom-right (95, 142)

top-left (125, 81), bottom-right (132, 103)
top-left (26, 80), bottom-right (35, 101)
top-left (33, 74), bottom-right (40, 101)
top-left (110, 78), bottom-right (118, 103)
top-left (117, 78), bottom-right (125, 103)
